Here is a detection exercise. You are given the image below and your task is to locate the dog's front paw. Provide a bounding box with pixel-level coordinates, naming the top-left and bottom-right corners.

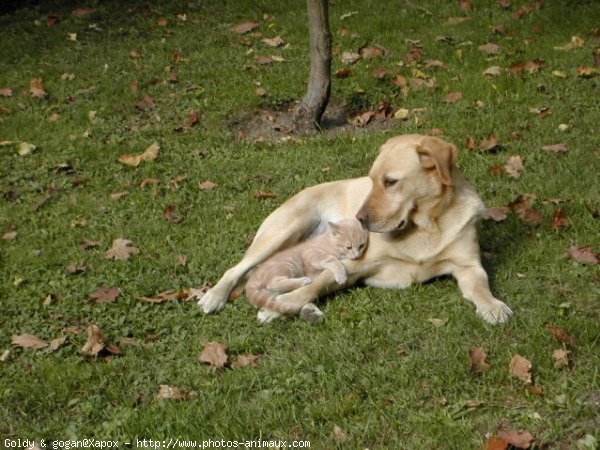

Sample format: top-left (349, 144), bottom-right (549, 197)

top-left (257, 308), bottom-right (282, 324)
top-left (477, 299), bottom-right (513, 324)
top-left (197, 288), bottom-right (228, 314)
top-left (300, 303), bottom-right (324, 323)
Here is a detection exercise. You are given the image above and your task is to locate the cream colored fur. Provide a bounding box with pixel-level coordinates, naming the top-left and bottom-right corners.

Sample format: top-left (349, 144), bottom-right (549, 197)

top-left (196, 134), bottom-right (512, 324)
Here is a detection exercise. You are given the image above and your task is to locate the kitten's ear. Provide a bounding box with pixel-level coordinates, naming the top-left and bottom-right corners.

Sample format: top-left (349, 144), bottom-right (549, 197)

top-left (328, 221), bottom-right (340, 236)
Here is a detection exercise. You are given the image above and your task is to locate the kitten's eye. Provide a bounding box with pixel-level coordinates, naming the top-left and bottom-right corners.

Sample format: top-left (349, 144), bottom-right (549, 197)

top-left (359, 244), bottom-right (365, 250)
top-left (383, 178), bottom-right (399, 188)
top-left (345, 245), bottom-right (353, 250)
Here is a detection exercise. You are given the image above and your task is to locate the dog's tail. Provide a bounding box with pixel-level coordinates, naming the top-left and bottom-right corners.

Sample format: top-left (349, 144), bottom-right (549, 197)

top-left (245, 283), bottom-right (302, 315)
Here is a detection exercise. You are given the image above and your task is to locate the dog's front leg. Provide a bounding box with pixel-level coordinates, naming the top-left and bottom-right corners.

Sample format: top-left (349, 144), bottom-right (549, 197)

top-left (453, 264), bottom-right (512, 324)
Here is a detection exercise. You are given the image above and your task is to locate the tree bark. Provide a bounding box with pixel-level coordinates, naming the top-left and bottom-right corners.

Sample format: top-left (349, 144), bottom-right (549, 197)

top-left (292, 0), bottom-right (332, 135)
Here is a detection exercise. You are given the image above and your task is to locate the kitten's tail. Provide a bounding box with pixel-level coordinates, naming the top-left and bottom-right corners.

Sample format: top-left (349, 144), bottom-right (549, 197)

top-left (245, 283), bottom-right (302, 315)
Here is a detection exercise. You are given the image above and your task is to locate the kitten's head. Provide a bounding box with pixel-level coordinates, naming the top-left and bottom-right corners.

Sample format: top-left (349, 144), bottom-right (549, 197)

top-left (329, 218), bottom-right (369, 260)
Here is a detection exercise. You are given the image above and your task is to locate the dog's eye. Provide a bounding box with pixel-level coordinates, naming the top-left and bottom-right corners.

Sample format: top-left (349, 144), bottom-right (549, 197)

top-left (383, 178), bottom-right (399, 188)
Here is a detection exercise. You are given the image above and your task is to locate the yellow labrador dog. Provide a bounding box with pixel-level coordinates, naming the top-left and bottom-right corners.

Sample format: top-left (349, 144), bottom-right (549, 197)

top-left (198, 134), bottom-right (512, 324)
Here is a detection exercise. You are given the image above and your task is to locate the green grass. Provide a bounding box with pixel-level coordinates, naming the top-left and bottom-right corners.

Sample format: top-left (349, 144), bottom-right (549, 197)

top-left (1, 0), bottom-right (599, 448)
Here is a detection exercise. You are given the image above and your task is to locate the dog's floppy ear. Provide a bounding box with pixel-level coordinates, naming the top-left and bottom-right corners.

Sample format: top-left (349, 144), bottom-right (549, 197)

top-left (416, 139), bottom-right (457, 186)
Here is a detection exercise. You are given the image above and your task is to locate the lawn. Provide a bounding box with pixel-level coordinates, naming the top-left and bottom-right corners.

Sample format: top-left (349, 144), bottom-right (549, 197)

top-left (1, 0), bottom-right (599, 449)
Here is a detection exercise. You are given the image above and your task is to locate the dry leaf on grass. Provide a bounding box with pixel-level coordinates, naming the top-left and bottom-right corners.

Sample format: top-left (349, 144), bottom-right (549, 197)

top-left (163, 205), bottom-right (183, 224)
top-left (509, 354), bottom-right (533, 384)
top-left (106, 239), bottom-right (139, 260)
top-left (12, 334), bottom-right (48, 349)
top-left (469, 346), bottom-right (490, 374)
top-left (199, 180), bottom-right (218, 190)
top-left (550, 208), bottom-right (570, 231)
top-left (118, 143), bottom-right (160, 167)
top-left (49, 336), bottom-right (67, 351)
top-left (547, 324), bottom-right (575, 346)
top-left (0, 87), bottom-right (12, 97)
top-left (443, 92), bottom-right (463, 103)
top-left (89, 287), bottom-right (120, 304)
top-left (253, 191), bottom-right (278, 199)
top-left (82, 324), bottom-right (122, 357)
top-left (2, 231), bottom-right (17, 240)
top-left (200, 342), bottom-right (228, 369)
top-left (262, 36), bottom-right (284, 47)
top-left (497, 428), bottom-right (535, 449)
top-left (483, 206), bottom-right (510, 222)
top-left (231, 354), bottom-right (260, 368)
top-left (479, 43), bottom-right (501, 55)
top-left (232, 21), bottom-right (260, 34)
top-left (504, 155), bottom-right (524, 178)
top-left (137, 289), bottom-right (190, 303)
top-left (29, 78), bottom-right (48, 98)
top-left (541, 143), bottom-right (568, 153)
top-left (553, 349), bottom-right (571, 369)
top-left (157, 384), bottom-right (198, 400)
top-left (479, 135), bottom-right (500, 151)
top-left (341, 51), bottom-right (361, 64)
top-left (483, 434), bottom-right (509, 450)
top-left (333, 425), bottom-right (349, 443)
top-left (567, 245), bottom-right (599, 265)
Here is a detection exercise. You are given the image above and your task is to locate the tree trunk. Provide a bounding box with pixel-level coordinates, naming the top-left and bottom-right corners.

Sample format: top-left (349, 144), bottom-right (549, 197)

top-left (292, 0), bottom-right (332, 135)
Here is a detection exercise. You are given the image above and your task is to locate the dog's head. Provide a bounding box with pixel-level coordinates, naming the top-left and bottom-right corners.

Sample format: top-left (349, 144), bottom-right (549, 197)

top-left (356, 135), bottom-right (457, 233)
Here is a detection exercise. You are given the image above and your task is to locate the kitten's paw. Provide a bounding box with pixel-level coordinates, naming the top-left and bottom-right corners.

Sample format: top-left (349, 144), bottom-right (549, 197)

top-left (334, 272), bottom-right (347, 285)
top-left (299, 277), bottom-right (313, 286)
top-left (476, 299), bottom-right (513, 324)
top-left (257, 308), bottom-right (282, 324)
top-left (197, 288), bottom-right (227, 314)
top-left (300, 303), bottom-right (324, 323)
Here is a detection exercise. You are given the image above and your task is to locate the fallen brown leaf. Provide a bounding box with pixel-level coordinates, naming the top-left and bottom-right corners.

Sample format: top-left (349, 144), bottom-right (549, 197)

top-left (157, 384), bottom-right (198, 400)
top-left (80, 239), bottom-right (101, 250)
top-left (550, 208), bottom-right (570, 231)
top-left (49, 336), bottom-right (67, 351)
top-left (553, 349), bottom-right (571, 369)
top-left (469, 346), bottom-right (490, 374)
top-left (335, 68), bottom-right (352, 78)
top-left (2, 231), bottom-right (17, 240)
top-left (89, 287), bottom-right (120, 304)
top-left (0, 88), bottom-right (12, 97)
top-left (497, 428), bottom-right (535, 449)
top-left (483, 206), bottom-right (510, 222)
top-left (479, 43), bottom-right (501, 55)
top-left (105, 239), bottom-right (140, 260)
top-left (232, 354), bottom-right (260, 368)
top-left (445, 16), bottom-right (471, 25)
top-left (200, 342), bottom-right (228, 369)
top-left (341, 51), bottom-right (361, 64)
top-left (567, 245), bottom-right (599, 265)
top-left (164, 205), bottom-right (184, 224)
top-left (359, 45), bottom-right (387, 59)
top-left (504, 155), bottom-right (524, 178)
top-left (29, 78), bottom-right (48, 98)
top-left (333, 425), bottom-right (349, 443)
top-left (232, 21), bottom-right (260, 34)
top-left (119, 142), bottom-right (160, 167)
top-left (252, 191), bottom-right (278, 199)
top-left (349, 110), bottom-right (376, 127)
top-left (12, 334), bottom-right (48, 349)
top-left (479, 135), bottom-right (500, 151)
top-left (262, 36), bottom-right (284, 47)
top-left (483, 434), bottom-right (509, 450)
top-left (199, 180), bottom-right (218, 190)
top-left (547, 325), bottom-right (575, 345)
top-left (541, 143), bottom-right (568, 153)
top-left (509, 354), bottom-right (533, 384)
top-left (81, 324), bottom-right (106, 357)
top-left (72, 7), bottom-right (96, 17)
top-left (137, 289), bottom-right (190, 303)
top-left (443, 91), bottom-right (463, 103)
